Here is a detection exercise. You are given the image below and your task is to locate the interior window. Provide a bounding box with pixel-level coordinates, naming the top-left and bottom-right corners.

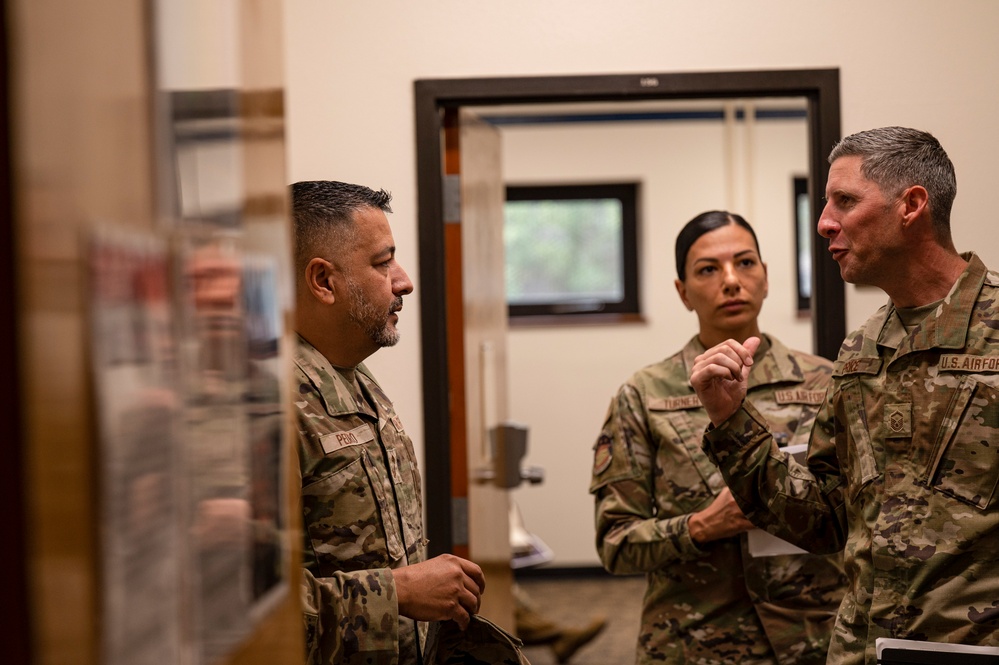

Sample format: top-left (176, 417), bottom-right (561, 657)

top-left (504, 182), bottom-right (640, 321)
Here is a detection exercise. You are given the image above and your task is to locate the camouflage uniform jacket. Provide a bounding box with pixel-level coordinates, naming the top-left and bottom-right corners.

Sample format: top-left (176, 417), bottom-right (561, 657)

top-left (295, 335), bottom-right (427, 665)
top-left (703, 254), bottom-right (999, 665)
top-left (591, 334), bottom-right (846, 665)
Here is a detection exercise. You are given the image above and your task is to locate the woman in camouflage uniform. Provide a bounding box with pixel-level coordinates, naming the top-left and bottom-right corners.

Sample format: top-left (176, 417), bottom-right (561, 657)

top-left (590, 211), bottom-right (846, 665)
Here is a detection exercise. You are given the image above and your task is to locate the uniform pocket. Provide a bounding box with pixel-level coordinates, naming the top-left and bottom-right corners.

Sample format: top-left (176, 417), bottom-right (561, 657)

top-left (927, 376), bottom-right (999, 509)
top-left (301, 451), bottom-right (405, 573)
top-left (838, 379), bottom-right (880, 503)
top-left (658, 409), bottom-right (724, 499)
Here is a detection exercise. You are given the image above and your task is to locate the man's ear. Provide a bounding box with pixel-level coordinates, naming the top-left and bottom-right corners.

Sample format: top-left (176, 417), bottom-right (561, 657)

top-left (304, 257), bottom-right (338, 305)
top-left (899, 185), bottom-right (930, 230)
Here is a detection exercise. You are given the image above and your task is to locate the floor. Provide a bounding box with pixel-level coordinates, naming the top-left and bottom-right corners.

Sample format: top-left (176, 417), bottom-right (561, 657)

top-left (517, 573), bottom-right (646, 665)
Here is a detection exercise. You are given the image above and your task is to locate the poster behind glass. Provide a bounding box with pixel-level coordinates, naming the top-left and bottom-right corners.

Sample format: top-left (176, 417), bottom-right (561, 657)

top-left (89, 230), bottom-right (181, 665)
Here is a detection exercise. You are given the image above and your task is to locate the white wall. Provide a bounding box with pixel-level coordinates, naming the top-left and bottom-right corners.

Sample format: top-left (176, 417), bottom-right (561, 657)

top-left (501, 116), bottom-right (809, 565)
top-left (282, 0), bottom-right (999, 565)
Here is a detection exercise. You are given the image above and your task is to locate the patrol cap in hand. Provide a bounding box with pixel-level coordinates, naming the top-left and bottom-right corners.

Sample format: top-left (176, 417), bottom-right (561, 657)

top-left (424, 614), bottom-right (531, 664)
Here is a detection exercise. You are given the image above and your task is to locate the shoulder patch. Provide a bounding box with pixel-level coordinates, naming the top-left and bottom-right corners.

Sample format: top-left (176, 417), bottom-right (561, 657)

top-left (592, 435), bottom-right (613, 475)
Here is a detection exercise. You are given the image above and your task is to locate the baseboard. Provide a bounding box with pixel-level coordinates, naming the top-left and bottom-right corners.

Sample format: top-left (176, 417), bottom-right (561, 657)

top-left (514, 565), bottom-right (639, 580)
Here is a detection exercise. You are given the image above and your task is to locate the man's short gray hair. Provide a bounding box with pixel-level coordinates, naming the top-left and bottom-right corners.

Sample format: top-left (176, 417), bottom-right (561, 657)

top-left (828, 126), bottom-right (956, 234)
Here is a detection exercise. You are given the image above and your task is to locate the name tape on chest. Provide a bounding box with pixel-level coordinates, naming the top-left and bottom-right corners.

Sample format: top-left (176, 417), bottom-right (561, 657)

top-left (774, 389), bottom-right (826, 405)
top-left (939, 354), bottom-right (999, 372)
top-left (648, 395), bottom-right (702, 411)
top-left (321, 424), bottom-right (375, 455)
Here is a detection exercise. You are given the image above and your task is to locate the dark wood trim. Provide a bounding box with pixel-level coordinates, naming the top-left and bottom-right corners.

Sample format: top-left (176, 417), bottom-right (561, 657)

top-left (414, 69), bottom-right (843, 557)
top-left (442, 107), bottom-right (470, 559)
top-left (415, 83), bottom-right (453, 556)
top-left (804, 72), bottom-right (844, 357)
top-left (0, 0), bottom-right (31, 661)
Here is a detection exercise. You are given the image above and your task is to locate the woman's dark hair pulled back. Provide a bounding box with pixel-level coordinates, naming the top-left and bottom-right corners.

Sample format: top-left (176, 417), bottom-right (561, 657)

top-left (675, 210), bottom-right (760, 281)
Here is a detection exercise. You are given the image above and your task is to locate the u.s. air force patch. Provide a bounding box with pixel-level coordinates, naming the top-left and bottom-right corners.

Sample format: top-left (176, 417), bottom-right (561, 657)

top-left (593, 434), bottom-right (613, 475)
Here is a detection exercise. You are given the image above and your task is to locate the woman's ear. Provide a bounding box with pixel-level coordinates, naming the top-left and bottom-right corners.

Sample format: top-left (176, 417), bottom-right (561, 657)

top-left (675, 278), bottom-right (694, 311)
top-left (305, 257), bottom-right (338, 305)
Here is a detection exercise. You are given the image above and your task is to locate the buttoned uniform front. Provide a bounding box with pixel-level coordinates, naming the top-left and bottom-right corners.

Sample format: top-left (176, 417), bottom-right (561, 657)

top-left (703, 253), bottom-right (999, 665)
top-left (295, 335), bottom-right (427, 665)
top-left (591, 334), bottom-right (847, 665)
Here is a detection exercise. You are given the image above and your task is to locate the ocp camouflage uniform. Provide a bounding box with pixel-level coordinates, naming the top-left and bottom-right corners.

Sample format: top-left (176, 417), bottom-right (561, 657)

top-left (591, 335), bottom-right (846, 665)
top-left (295, 335), bottom-right (427, 665)
top-left (703, 254), bottom-right (999, 664)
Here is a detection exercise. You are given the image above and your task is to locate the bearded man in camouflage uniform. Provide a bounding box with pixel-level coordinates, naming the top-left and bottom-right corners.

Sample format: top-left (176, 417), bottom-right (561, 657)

top-left (292, 181), bottom-right (486, 664)
top-left (691, 127), bottom-right (999, 664)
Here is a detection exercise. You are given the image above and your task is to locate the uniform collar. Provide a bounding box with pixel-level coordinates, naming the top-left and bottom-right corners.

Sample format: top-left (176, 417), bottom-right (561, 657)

top-left (876, 252), bottom-right (986, 356)
top-left (295, 333), bottom-right (376, 418)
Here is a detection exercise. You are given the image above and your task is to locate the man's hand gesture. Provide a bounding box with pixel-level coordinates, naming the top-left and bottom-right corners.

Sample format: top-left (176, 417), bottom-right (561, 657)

top-left (690, 336), bottom-right (761, 426)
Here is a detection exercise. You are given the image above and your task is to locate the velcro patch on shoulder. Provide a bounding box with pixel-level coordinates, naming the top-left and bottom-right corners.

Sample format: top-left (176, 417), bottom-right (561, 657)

top-left (320, 424), bottom-right (375, 454)
top-left (592, 435), bottom-right (613, 475)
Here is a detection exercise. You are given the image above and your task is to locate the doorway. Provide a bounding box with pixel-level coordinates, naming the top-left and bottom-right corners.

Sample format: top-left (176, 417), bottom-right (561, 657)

top-left (413, 69), bottom-right (843, 558)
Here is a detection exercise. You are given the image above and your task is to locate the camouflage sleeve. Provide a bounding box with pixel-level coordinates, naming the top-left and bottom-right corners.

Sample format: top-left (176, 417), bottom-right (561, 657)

top-left (590, 384), bottom-right (707, 574)
top-left (301, 565), bottom-right (399, 665)
top-left (702, 399), bottom-right (848, 554)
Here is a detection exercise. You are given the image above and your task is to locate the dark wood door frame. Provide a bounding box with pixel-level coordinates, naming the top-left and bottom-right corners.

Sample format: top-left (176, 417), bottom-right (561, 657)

top-left (0, 0), bottom-right (30, 660)
top-left (414, 69), bottom-right (842, 556)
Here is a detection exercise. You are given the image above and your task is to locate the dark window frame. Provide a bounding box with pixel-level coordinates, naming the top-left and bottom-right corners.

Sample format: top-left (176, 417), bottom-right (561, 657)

top-left (793, 176), bottom-right (812, 313)
top-left (504, 182), bottom-right (640, 320)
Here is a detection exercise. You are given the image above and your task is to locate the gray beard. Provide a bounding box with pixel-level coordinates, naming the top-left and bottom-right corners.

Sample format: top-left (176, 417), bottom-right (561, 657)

top-left (346, 277), bottom-right (402, 348)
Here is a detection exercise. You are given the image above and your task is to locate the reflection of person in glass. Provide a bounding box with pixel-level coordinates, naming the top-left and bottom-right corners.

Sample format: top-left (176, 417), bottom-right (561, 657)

top-left (590, 211), bottom-right (846, 664)
top-left (186, 244), bottom-right (286, 606)
top-left (292, 181), bottom-right (485, 664)
top-left (186, 240), bottom-right (245, 390)
top-left (242, 263), bottom-right (285, 602)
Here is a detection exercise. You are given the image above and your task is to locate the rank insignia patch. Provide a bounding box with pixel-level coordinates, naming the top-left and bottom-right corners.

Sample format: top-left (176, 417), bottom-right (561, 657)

top-left (884, 402), bottom-right (912, 438)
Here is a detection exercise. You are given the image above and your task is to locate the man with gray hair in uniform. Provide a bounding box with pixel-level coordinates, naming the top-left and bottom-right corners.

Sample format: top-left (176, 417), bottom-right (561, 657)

top-left (689, 127), bottom-right (999, 664)
top-left (292, 180), bottom-right (488, 664)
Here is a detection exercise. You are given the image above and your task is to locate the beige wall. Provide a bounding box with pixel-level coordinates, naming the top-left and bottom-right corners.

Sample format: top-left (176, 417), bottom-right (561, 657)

top-left (501, 116), bottom-right (809, 565)
top-left (282, 0), bottom-right (999, 564)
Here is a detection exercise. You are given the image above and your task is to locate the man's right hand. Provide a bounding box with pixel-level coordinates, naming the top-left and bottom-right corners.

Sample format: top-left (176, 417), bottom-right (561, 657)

top-left (393, 554), bottom-right (486, 629)
top-left (690, 336), bottom-right (761, 426)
